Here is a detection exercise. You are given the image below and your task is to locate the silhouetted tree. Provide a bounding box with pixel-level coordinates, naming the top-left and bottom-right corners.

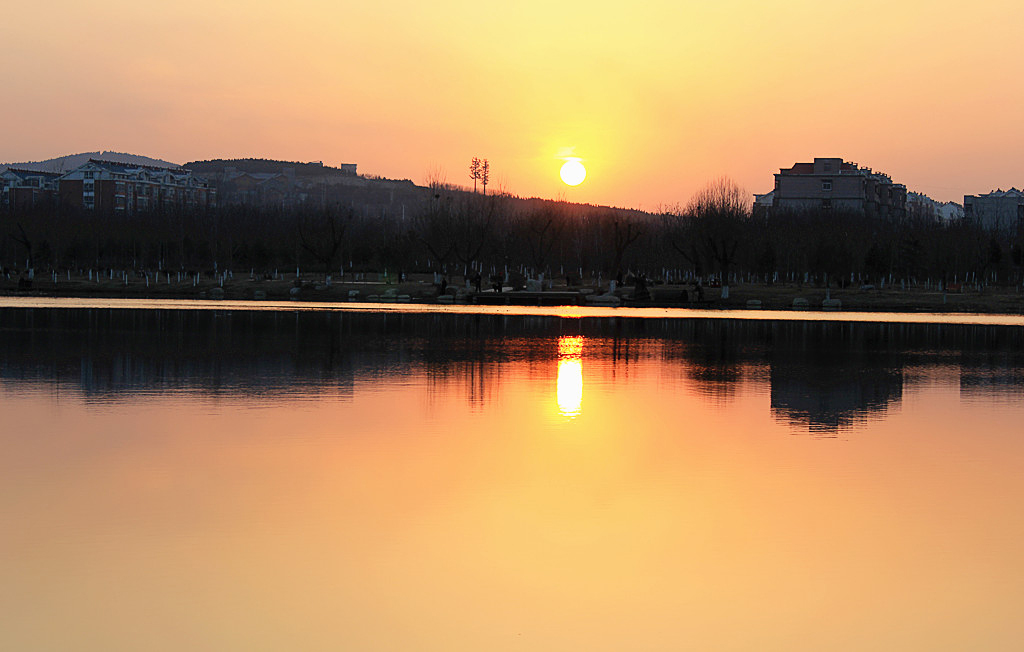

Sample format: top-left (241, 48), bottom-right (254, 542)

top-left (604, 213), bottom-right (642, 277)
top-left (517, 205), bottom-right (564, 273)
top-left (469, 157), bottom-right (481, 193)
top-left (687, 177), bottom-right (751, 299)
top-left (298, 208), bottom-right (352, 278)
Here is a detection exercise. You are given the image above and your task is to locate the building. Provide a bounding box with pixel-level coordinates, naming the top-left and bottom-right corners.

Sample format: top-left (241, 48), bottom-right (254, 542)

top-left (937, 201), bottom-right (965, 223)
top-left (752, 190), bottom-right (774, 218)
top-left (770, 157), bottom-right (906, 219)
top-left (184, 159), bottom-right (367, 208)
top-left (215, 169), bottom-right (309, 207)
top-left (182, 159), bottom-right (425, 214)
top-left (907, 191), bottom-right (964, 223)
top-left (58, 159), bottom-right (215, 213)
top-left (0, 168), bottom-right (61, 211)
top-left (963, 189), bottom-right (1024, 232)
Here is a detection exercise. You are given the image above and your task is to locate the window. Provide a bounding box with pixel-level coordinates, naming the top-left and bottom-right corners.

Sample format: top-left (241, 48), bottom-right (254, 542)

top-left (822, 198), bottom-right (832, 211)
top-left (83, 171), bottom-right (94, 180)
top-left (823, 162), bottom-right (832, 172)
top-left (822, 179), bottom-right (833, 192)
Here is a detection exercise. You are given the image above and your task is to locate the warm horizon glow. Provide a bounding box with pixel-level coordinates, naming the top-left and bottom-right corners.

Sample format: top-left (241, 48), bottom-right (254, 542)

top-left (4, 1), bottom-right (1024, 207)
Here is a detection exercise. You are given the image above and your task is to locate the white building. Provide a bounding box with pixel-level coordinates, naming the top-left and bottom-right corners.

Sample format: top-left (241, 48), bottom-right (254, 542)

top-left (906, 191), bottom-right (964, 223)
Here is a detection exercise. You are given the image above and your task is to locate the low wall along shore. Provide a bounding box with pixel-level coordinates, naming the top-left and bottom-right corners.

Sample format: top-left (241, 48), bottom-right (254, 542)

top-left (4, 271), bottom-right (1024, 314)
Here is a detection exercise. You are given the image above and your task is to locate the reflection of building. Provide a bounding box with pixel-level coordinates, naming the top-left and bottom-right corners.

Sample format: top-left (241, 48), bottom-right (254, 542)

top-left (963, 188), bottom-right (1024, 232)
top-left (769, 364), bottom-right (903, 433)
top-left (959, 352), bottom-right (1024, 400)
top-left (58, 159), bottom-right (215, 213)
top-left (770, 157), bottom-right (907, 219)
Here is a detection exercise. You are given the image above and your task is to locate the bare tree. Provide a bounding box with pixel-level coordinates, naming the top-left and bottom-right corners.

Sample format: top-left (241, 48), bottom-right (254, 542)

top-left (414, 185), bottom-right (459, 274)
top-left (298, 208), bottom-right (351, 279)
top-left (609, 213), bottom-right (642, 277)
top-left (10, 222), bottom-right (34, 271)
top-left (686, 177), bottom-right (751, 299)
top-left (664, 205), bottom-right (705, 279)
top-left (517, 205), bottom-right (565, 273)
top-left (480, 159), bottom-right (490, 195)
top-left (469, 157), bottom-right (481, 193)
top-left (452, 192), bottom-right (500, 277)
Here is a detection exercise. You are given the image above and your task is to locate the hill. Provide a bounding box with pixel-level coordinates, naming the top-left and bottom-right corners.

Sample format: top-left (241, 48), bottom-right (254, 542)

top-left (183, 158), bottom-right (357, 178)
top-left (1, 151), bottom-right (180, 173)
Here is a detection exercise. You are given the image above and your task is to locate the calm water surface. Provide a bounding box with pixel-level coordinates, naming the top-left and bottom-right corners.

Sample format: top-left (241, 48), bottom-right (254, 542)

top-left (2, 304), bottom-right (1023, 651)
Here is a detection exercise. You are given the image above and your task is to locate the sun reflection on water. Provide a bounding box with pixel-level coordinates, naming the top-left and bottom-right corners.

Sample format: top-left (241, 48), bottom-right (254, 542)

top-left (556, 336), bottom-right (584, 418)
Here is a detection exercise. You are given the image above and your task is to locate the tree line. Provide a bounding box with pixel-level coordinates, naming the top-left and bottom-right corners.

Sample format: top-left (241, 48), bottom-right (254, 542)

top-left (3, 178), bottom-right (1023, 291)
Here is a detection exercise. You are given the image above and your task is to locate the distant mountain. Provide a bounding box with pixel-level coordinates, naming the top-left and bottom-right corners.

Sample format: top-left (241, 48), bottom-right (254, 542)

top-left (1, 151), bottom-right (180, 173)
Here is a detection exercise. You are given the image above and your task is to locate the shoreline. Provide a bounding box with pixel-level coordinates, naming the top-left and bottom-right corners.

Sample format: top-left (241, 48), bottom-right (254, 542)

top-left (4, 273), bottom-right (1024, 316)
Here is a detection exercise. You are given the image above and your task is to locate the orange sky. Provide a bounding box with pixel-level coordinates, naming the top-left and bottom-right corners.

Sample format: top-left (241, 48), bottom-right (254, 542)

top-left (4, 0), bottom-right (1023, 207)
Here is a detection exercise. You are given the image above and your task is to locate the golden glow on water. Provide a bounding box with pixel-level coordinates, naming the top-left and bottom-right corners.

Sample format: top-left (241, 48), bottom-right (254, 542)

top-left (557, 335), bottom-right (583, 357)
top-left (4, 315), bottom-right (1024, 650)
top-left (3, 296), bottom-right (1024, 327)
top-left (556, 336), bottom-right (585, 418)
top-left (5, 360), bottom-right (1024, 651)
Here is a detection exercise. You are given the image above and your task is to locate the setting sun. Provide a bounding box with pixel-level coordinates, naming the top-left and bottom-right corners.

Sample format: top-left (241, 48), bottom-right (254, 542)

top-left (559, 159), bottom-right (587, 186)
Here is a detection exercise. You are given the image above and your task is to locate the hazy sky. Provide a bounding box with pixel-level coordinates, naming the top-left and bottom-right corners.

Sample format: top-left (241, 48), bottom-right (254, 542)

top-left (4, 0), bottom-right (1023, 207)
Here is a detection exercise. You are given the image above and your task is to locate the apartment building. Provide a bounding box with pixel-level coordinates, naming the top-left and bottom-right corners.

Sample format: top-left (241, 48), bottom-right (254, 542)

top-left (907, 191), bottom-right (964, 223)
top-left (0, 168), bottom-right (61, 211)
top-left (771, 157), bottom-right (906, 219)
top-left (58, 159), bottom-right (215, 213)
top-left (963, 189), bottom-right (1024, 232)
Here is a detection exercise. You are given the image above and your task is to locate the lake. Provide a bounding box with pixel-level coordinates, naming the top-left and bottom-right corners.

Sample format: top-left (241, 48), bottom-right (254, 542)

top-left (2, 301), bottom-right (1023, 651)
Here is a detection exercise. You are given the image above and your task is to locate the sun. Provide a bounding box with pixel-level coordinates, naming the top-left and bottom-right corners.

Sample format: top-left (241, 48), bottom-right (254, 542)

top-left (560, 159), bottom-right (586, 186)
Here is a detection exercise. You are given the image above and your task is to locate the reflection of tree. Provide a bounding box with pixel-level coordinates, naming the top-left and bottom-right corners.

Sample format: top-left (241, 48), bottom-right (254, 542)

top-left (959, 344), bottom-right (1024, 400)
top-left (425, 360), bottom-right (502, 411)
top-left (0, 308), bottom-right (362, 399)
top-left (7, 310), bottom-right (1024, 425)
top-left (657, 320), bottom-right (764, 403)
top-left (685, 362), bottom-right (746, 403)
